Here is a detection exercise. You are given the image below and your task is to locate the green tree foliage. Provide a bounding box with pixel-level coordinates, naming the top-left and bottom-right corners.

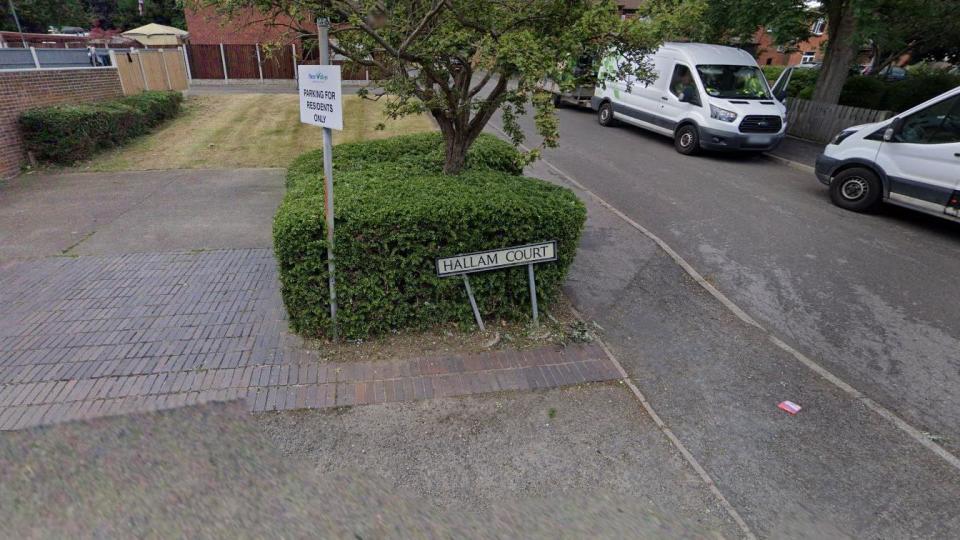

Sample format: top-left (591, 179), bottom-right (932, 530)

top-left (2, 0), bottom-right (185, 33)
top-left (1, 0), bottom-right (89, 33)
top-left (112, 0), bottom-right (186, 29)
top-left (196, 0), bottom-right (659, 174)
top-left (643, 0), bottom-right (959, 105)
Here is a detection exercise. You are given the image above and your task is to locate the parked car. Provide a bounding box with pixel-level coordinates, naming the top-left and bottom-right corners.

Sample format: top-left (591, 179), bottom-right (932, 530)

top-left (592, 43), bottom-right (787, 155)
top-left (539, 55), bottom-right (597, 107)
top-left (815, 85), bottom-right (960, 220)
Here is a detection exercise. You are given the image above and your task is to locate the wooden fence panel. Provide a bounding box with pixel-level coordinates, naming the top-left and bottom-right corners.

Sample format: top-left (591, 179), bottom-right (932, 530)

top-left (138, 51), bottom-right (168, 91)
top-left (111, 50), bottom-right (146, 95)
top-left (161, 49), bottom-right (188, 90)
top-left (786, 97), bottom-right (892, 143)
top-left (224, 44), bottom-right (259, 79)
top-left (187, 44), bottom-right (224, 79)
top-left (260, 45), bottom-right (294, 79)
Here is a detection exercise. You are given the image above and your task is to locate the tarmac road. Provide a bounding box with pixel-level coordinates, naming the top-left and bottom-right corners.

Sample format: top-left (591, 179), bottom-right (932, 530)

top-left (490, 104), bottom-right (960, 537)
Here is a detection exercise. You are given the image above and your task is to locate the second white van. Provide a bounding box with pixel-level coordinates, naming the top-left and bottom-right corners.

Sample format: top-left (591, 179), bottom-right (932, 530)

top-left (591, 43), bottom-right (787, 155)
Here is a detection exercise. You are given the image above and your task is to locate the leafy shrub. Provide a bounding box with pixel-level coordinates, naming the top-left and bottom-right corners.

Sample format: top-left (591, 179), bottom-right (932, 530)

top-left (274, 133), bottom-right (586, 339)
top-left (19, 91), bottom-right (182, 165)
top-left (839, 76), bottom-right (887, 110)
top-left (787, 68), bottom-right (819, 98)
top-left (881, 71), bottom-right (960, 112)
top-left (761, 65), bottom-right (785, 84)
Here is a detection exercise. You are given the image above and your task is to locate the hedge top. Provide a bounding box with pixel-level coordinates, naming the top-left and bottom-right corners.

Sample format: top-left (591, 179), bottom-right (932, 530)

top-left (273, 132), bottom-right (587, 339)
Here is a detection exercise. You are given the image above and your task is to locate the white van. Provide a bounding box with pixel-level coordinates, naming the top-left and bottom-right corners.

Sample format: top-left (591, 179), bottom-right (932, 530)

top-left (591, 43), bottom-right (787, 155)
top-left (815, 85), bottom-right (960, 220)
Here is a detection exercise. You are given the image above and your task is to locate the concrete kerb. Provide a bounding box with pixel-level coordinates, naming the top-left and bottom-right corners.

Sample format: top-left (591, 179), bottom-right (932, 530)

top-left (764, 153), bottom-right (815, 174)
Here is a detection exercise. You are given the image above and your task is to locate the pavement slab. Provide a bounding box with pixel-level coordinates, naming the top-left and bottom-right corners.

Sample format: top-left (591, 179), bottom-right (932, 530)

top-left (0, 248), bottom-right (618, 430)
top-left (0, 399), bottom-right (741, 538)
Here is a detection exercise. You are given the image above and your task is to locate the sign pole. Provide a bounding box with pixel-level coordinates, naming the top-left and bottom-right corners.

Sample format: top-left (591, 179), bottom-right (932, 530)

top-left (462, 275), bottom-right (485, 331)
top-left (527, 263), bottom-right (539, 327)
top-left (317, 17), bottom-right (339, 342)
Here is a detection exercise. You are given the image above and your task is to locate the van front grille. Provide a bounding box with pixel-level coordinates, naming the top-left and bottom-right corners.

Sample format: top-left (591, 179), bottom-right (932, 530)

top-left (739, 115), bottom-right (782, 133)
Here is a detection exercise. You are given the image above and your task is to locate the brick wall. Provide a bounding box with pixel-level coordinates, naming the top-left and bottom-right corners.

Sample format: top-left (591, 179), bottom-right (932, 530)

top-left (0, 68), bottom-right (123, 179)
top-left (185, 7), bottom-right (301, 45)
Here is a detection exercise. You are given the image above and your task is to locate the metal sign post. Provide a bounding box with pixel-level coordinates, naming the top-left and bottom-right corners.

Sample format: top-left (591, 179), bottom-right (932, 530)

top-left (527, 264), bottom-right (539, 327)
top-left (462, 275), bottom-right (485, 331)
top-left (436, 241), bottom-right (557, 331)
top-left (315, 18), bottom-right (339, 341)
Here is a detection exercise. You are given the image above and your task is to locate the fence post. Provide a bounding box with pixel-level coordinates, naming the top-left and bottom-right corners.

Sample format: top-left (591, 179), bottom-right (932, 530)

top-left (255, 43), bottom-right (264, 81)
top-left (137, 50), bottom-right (149, 91)
top-left (220, 43), bottom-right (228, 81)
top-left (181, 45), bottom-right (192, 82)
top-left (29, 46), bottom-right (40, 69)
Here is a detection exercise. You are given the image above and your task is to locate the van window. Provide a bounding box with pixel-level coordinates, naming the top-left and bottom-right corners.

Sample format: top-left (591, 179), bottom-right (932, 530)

top-left (696, 65), bottom-right (771, 99)
top-left (669, 64), bottom-right (701, 105)
top-left (897, 94), bottom-right (960, 144)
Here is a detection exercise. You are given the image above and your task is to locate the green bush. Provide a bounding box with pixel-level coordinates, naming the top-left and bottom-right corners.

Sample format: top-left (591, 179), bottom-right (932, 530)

top-left (274, 133), bottom-right (586, 339)
top-left (787, 68), bottom-right (819, 98)
top-left (881, 71), bottom-right (960, 112)
top-left (19, 91), bottom-right (182, 165)
top-left (761, 65), bottom-right (785, 84)
top-left (839, 76), bottom-right (887, 110)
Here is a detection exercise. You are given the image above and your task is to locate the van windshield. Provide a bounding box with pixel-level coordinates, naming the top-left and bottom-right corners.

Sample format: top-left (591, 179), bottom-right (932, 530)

top-left (696, 65), bottom-right (771, 99)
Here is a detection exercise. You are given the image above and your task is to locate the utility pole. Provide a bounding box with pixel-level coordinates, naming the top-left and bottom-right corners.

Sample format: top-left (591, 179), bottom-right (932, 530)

top-left (7, 0), bottom-right (28, 48)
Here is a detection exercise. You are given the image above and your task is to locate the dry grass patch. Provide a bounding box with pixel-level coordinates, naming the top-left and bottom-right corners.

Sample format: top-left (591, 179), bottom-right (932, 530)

top-left (78, 94), bottom-right (435, 171)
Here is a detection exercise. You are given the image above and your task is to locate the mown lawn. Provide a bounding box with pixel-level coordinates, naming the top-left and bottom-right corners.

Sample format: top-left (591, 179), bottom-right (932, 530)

top-left (79, 94), bottom-right (435, 171)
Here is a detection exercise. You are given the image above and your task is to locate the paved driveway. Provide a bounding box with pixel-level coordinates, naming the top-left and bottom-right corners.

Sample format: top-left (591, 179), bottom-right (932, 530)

top-left (0, 168), bottom-right (619, 430)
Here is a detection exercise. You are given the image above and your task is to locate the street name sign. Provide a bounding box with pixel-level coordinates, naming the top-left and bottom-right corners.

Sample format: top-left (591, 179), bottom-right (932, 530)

top-left (298, 64), bottom-right (343, 130)
top-left (436, 241), bottom-right (557, 330)
top-left (436, 241), bottom-right (557, 277)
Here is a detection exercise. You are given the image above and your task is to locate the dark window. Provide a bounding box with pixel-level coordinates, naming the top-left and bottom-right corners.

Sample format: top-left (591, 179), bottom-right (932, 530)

top-left (897, 95), bottom-right (960, 144)
top-left (670, 64), bottom-right (701, 105)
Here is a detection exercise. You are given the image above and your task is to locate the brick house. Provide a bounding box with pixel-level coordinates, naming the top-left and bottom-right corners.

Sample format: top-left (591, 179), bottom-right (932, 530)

top-left (185, 6), bottom-right (302, 45)
top-left (754, 18), bottom-right (829, 66)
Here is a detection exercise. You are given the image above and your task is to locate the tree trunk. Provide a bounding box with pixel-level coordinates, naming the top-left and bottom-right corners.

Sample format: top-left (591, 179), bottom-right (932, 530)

top-left (443, 135), bottom-right (469, 174)
top-left (811, 0), bottom-right (859, 104)
top-left (434, 113), bottom-right (470, 175)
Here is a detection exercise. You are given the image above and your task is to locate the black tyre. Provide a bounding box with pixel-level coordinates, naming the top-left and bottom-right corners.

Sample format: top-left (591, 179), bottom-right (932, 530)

top-left (598, 101), bottom-right (616, 126)
top-left (552, 93), bottom-right (563, 108)
top-left (829, 167), bottom-right (882, 212)
top-left (674, 124), bottom-right (700, 155)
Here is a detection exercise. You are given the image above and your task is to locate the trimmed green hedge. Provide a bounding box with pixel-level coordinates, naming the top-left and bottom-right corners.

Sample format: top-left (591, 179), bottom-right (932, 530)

top-left (19, 90), bottom-right (183, 165)
top-left (274, 132), bottom-right (586, 339)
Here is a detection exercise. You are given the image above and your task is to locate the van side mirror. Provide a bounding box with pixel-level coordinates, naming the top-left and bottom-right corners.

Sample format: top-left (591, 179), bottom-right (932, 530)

top-left (883, 117), bottom-right (904, 142)
top-left (773, 88), bottom-right (788, 102)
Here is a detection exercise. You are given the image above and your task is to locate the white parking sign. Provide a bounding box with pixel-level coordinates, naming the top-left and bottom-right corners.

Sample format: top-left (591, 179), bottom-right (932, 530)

top-left (298, 65), bottom-right (343, 130)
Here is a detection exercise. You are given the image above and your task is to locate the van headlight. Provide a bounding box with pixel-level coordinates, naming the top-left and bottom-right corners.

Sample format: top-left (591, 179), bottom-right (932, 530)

top-left (710, 104), bottom-right (737, 122)
top-left (831, 129), bottom-right (857, 145)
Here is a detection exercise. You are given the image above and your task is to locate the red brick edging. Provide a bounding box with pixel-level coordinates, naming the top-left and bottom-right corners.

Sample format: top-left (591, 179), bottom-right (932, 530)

top-left (0, 343), bottom-right (620, 430)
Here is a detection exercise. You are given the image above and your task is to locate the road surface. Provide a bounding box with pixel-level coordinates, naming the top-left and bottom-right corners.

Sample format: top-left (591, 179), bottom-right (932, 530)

top-left (490, 104), bottom-right (960, 537)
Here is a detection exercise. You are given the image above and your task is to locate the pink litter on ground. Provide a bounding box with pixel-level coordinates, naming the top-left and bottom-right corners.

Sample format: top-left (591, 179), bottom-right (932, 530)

top-left (778, 401), bottom-right (802, 414)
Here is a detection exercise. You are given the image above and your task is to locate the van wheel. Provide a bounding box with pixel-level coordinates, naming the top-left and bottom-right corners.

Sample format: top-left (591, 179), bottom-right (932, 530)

top-left (829, 167), bottom-right (882, 212)
top-left (674, 125), bottom-right (700, 155)
top-left (598, 102), bottom-right (616, 126)
top-left (552, 93), bottom-right (563, 108)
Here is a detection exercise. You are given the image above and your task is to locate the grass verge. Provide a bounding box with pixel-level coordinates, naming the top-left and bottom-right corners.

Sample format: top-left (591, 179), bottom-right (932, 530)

top-left (76, 94), bottom-right (435, 171)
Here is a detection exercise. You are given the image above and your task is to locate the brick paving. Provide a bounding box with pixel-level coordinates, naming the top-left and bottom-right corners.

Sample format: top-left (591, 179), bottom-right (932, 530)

top-left (0, 249), bottom-right (619, 430)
